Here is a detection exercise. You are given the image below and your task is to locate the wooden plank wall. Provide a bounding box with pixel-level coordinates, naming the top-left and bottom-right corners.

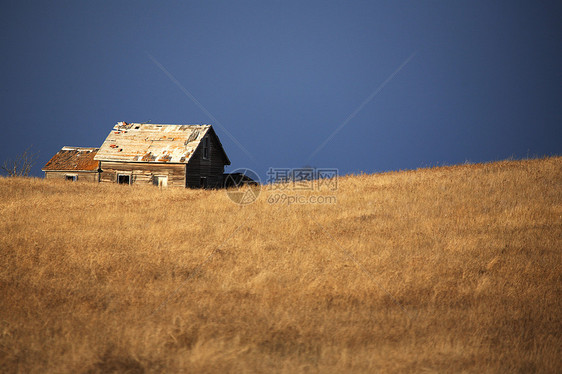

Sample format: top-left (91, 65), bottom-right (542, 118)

top-left (99, 161), bottom-right (186, 187)
top-left (45, 171), bottom-right (100, 182)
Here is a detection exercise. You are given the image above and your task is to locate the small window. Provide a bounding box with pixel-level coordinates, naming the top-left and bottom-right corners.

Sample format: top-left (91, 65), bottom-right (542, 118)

top-left (203, 137), bottom-right (210, 159)
top-left (117, 174), bottom-right (131, 185)
top-left (65, 175), bottom-right (77, 181)
top-left (153, 175), bottom-right (168, 188)
top-left (200, 177), bottom-right (207, 188)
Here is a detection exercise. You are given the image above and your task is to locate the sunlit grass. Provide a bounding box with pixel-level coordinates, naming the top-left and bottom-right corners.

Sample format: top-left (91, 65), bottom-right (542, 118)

top-left (0, 156), bottom-right (560, 373)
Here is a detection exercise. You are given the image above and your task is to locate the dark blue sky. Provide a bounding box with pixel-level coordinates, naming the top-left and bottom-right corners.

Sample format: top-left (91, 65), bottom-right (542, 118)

top-left (1, 1), bottom-right (560, 179)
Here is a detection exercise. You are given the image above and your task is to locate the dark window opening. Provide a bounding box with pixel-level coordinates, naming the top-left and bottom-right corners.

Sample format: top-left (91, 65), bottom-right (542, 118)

top-left (203, 137), bottom-right (209, 159)
top-left (118, 174), bottom-right (131, 184)
top-left (200, 177), bottom-right (207, 189)
top-left (65, 175), bottom-right (76, 181)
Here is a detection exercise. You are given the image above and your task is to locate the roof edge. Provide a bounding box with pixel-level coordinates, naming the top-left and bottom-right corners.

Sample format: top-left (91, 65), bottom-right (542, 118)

top-left (61, 146), bottom-right (99, 151)
top-left (42, 169), bottom-right (100, 172)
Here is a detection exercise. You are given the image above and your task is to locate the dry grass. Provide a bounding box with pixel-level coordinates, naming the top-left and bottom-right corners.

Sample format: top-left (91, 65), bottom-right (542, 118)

top-left (0, 157), bottom-right (561, 373)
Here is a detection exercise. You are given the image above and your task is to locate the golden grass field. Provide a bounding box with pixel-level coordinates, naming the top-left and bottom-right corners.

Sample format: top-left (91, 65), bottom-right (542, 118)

top-left (1, 157), bottom-right (561, 373)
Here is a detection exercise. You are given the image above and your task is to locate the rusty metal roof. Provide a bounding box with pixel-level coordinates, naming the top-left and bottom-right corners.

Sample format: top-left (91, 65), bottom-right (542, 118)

top-left (94, 122), bottom-right (229, 164)
top-left (42, 147), bottom-right (100, 171)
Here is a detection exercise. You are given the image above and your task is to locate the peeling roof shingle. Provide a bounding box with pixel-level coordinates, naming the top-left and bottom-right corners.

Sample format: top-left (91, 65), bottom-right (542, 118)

top-left (42, 147), bottom-right (100, 171)
top-left (94, 122), bottom-right (229, 164)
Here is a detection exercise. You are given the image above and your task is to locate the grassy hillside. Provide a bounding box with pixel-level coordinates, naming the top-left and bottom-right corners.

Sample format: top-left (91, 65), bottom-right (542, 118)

top-left (1, 157), bottom-right (561, 373)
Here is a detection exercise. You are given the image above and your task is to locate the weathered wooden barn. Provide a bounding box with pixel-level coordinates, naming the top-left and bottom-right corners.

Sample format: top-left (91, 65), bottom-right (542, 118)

top-left (42, 147), bottom-right (101, 182)
top-left (93, 122), bottom-right (230, 188)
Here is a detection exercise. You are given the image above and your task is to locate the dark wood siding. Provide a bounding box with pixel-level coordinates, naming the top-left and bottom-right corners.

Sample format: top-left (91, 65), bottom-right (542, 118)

top-left (45, 171), bottom-right (100, 182)
top-left (185, 133), bottom-right (228, 188)
top-left (99, 161), bottom-right (186, 187)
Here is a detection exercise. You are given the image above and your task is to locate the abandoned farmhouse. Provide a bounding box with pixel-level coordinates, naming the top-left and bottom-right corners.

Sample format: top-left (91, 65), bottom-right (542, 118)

top-left (42, 122), bottom-right (231, 188)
